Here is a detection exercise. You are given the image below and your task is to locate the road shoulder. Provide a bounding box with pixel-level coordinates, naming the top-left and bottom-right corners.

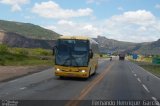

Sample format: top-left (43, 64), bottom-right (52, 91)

top-left (0, 65), bottom-right (52, 82)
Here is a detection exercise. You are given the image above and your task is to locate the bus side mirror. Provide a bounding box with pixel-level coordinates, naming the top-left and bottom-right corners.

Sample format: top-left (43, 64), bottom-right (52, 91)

top-left (52, 46), bottom-right (56, 55)
top-left (90, 50), bottom-right (93, 58)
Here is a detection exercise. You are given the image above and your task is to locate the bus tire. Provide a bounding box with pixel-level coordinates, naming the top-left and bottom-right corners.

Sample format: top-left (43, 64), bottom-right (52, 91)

top-left (93, 69), bottom-right (96, 75)
top-left (89, 69), bottom-right (91, 77)
top-left (59, 76), bottom-right (64, 79)
top-left (93, 65), bottom-right (97, 75)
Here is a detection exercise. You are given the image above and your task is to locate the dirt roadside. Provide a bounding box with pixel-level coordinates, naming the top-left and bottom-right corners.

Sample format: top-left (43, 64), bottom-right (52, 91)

top-left (0, 66), bottom-right (52, 82)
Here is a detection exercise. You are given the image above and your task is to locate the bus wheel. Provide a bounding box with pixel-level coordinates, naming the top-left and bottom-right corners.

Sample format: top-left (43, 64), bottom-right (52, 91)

top-left (93, 69), bottom-right (96, 75)
top-left (89, 69), bottom-right (91, 77)
top-left (59, 76), bottom-right (64, 79)
top-left (93, 66), bottom-right (97, 75)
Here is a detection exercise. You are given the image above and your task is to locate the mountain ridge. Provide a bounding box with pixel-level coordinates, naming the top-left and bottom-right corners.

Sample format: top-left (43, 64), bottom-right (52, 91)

top-left (94, 36), bottom-right (159, 55)
top-left (0, 19), bottom-right (159, 54)
top-left (0, 20), bottom-right (61, 40)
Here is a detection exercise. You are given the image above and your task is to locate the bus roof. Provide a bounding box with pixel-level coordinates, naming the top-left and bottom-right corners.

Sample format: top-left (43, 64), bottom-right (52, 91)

top-left (60, 36), bottom-right (90, 40)
top-left (59, 36), bottom-right (99, 45)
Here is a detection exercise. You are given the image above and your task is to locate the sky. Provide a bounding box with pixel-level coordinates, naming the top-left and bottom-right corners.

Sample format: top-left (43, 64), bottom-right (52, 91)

top-left (0, 0), bottom-right (160, 43)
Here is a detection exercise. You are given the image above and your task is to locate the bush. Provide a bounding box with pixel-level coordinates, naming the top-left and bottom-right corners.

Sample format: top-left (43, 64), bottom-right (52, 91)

top-left (0, 56), bottom-right (5, 65)
top-left (0, 61), bottom-right (5, 65)
top-left (0, 44), bottom-right (8, 53)
top-left (33, 48), bottom-right (51, 56)
top-left (18, 49), bottom-right (29, 56)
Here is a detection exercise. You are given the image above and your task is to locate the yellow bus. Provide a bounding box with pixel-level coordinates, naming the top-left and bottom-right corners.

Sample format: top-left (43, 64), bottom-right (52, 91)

top-left (53, 36), bottom-right (99, 78)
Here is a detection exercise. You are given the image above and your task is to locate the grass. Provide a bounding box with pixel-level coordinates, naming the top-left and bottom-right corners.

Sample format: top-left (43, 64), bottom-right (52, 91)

top-left (129, 59), bottom-right (160, 78)
top-left (139, 63), bottom-right (160, 78)
top-left (128, 55), bottom-right (160, 78)
top-left (99, 54), bottom-right (110, 58)
top-left (127, 55), bottom-right (152, 63)
top-left (0, 44), bottom-right (54, 66)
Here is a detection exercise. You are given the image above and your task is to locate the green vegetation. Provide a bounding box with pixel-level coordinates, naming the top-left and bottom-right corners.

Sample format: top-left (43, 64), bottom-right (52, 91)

top-left (128, 55), bottom-right (152, 63)
top-left (141, 57), bottom-right (152, 63)
top-left (0, 20), bottom-right (60, 40)
top-left (129, 55), bottom-right (160, 78)
top-left (0, 44), bottom-right (54, 66)
top-left (99, 54), bottom-right (110, 58)
top-left (139, 64), bottom-right (160, 78)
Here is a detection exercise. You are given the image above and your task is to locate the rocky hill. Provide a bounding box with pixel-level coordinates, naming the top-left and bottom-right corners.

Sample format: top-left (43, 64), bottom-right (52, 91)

top-left (0, 31), bottom-right (56, 49)
top-left (0, 20), bottom-right (61, 49)
top-left (135, 39), bottom-right (160, 55)
top-left (94, 36), bottom-right (138, 54)
top-left (94, 36), bottom-right (159, 55)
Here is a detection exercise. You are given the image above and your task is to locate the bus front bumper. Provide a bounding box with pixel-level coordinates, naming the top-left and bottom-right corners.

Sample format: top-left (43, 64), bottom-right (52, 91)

top-left (55, 70), bottom-right (89, 78)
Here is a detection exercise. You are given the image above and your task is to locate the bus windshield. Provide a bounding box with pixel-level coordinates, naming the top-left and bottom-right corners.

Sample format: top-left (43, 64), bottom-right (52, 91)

top-left (55, 39), bottom-right (89, 67)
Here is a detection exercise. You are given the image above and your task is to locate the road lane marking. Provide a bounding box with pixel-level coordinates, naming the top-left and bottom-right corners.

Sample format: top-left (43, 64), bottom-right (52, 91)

top-left (128, 63), bottom-right (135, 74)
top-left (134, 74), bottom-right (137, 77)
top-left (133, 63), bottom-right (160, 80)
top-left (142, 84), bottom-right (150, 93)
top-left (79, 63), bottom-right (114, 99)
top-left (152, 96), bottom-right (157, 101)
top-left (9, 80), bottom-right (17, 83)
top-left (137, 78), bottom-right (141, 83)
top-left (151, 97), bottom-right (160, 106)
top-left (129, 61), bottom-right (160, 104)
top-left (20, 87), bottom-right (26, 90)
top-left (65, 62), bottom-right (115, 106)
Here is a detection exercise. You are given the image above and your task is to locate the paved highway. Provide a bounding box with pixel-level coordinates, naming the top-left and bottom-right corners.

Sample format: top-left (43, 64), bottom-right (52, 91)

top-left (0, 57), bottom-right (160, 106)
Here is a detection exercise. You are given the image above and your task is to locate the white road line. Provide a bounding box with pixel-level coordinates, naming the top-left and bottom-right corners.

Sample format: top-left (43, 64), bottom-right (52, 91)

top-left (20, 87), bottom-right (26, 90)
top-left (137, 78), bottom-right (141, 83)
top-left (128, 64), bottom-right (135, 74)
top-left (137, 64), bottom-right (160, 80)
top-left (152, 96), bottom-right (157, 101)
top-left (9, 79), bottom-right (17, 83)
top-left (152, 97), bottom-right (160, 106)
top-left (134, 74), bottom-right (137, 77)
top-left (142, 84), bottom-right (150, 93)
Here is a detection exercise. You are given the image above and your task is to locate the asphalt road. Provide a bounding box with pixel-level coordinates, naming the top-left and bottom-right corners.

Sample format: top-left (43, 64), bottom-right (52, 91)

top-left (0, 57), bottom-right (160, 106)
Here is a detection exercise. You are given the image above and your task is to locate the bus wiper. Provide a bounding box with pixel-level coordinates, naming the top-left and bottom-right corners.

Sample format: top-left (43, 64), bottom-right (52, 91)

top-left (71, 56), bottom-right (79, 66)
top-left (61, 57), bottom-right (70, 66)
top-left (60, 57), bottom-right (78, 67)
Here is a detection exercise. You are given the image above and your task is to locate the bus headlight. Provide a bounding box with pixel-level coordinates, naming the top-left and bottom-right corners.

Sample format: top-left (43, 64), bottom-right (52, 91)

top-left (81, 70), bottom-right (86, 73)
top-left (56, 68), bottom-right (60, 71)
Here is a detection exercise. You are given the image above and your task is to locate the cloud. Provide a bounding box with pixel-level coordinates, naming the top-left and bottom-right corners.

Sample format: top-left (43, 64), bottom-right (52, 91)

top-left (57, 20), bottom-right (75, 26)
top-left (86, 0), bottom-right (108, 5)
top-left (32, 1), bottom-right (93, 19)
top-left (103, 10), bottom-right (160, 42)
top-left (44, 20), bottom-right (102, 37)
top-left (0, 0), bottom-right (29, 12)
top-left (155, 4), bottom-right (160, 9)
top-left (108, 10), bottom-right (155, 26)
top-left (44, 10), bottom-right (160, 43)
top-left (117, 6), bottom-right (124, 11)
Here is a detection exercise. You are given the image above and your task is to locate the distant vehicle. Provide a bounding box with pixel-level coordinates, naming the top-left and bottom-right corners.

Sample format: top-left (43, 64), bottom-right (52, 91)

top-left (53, 36), bottom-right (99, 79)
top-left (119, 53), bottom-right (125, 60)
top-left (110, 56), bottom-right (112, 61)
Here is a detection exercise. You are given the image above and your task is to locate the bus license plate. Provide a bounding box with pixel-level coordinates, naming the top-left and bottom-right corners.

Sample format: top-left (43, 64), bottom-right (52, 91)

top-left (68, 73), bottom-right (75, 77)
